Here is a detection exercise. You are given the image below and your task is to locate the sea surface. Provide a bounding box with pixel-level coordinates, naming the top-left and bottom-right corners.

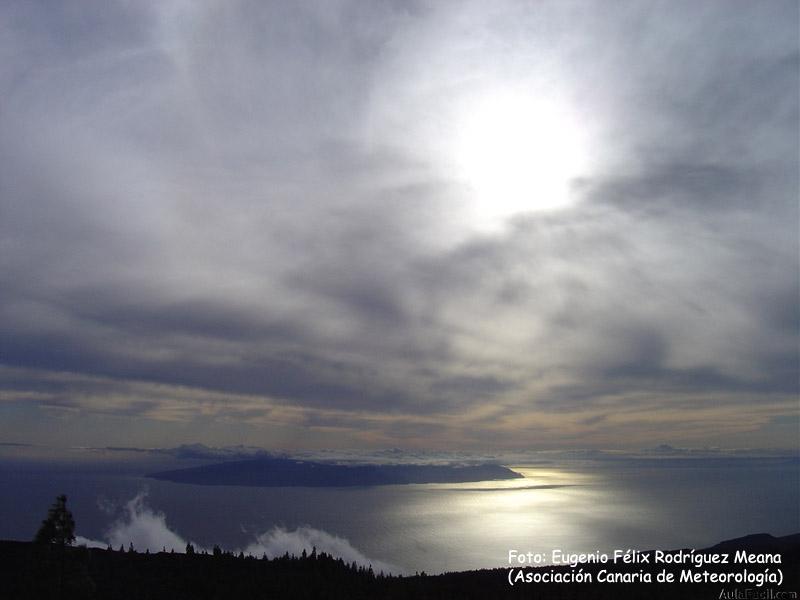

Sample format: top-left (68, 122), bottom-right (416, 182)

top-left (1, 449), bottom-right (797, 574)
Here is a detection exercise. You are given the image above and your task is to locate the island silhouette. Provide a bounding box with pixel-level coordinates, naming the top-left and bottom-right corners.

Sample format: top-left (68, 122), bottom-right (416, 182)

top-left (147, 457), bottom-right (523, 487)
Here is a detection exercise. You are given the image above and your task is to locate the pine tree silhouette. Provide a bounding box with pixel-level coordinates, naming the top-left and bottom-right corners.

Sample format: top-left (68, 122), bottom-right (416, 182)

top-left (34, 495), bottom-right (76, 547)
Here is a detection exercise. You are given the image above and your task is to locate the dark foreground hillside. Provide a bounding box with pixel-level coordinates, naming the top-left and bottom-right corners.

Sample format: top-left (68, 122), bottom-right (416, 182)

top-left (1, 533), bottom-right (798, 600)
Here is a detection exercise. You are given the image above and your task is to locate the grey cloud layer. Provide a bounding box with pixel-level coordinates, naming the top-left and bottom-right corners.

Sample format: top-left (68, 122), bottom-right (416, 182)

top-left (0, 0), bottom-right (797, 447)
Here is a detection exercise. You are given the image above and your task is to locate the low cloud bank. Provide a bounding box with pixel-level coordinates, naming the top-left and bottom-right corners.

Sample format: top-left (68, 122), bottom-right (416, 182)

top-left (103, 443), bottom-right (279, 461)
top-left (242, 526), bottom-right (397, 574)
top-left (76, 492), bottom-right (192, 553)
top-left (75, 492), bottom-right (398, 573)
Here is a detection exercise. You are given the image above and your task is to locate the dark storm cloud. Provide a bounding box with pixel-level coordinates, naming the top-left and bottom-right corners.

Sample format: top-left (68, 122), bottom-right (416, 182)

top-left (0, 0), bottom-right (797, 448)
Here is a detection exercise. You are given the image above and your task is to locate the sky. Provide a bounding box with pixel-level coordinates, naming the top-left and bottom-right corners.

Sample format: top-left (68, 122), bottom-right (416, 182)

top-left (0, 0), bottom-right (797, 451)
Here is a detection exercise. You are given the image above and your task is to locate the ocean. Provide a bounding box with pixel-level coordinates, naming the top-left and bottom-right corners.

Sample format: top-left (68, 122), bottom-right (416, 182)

top-left (1, 449), bottom-right (797, 574)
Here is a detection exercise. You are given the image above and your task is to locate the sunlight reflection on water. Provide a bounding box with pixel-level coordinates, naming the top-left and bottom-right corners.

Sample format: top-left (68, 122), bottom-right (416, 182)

top-left (385, 466), bottom-right (632, 571)
top-left (374, 462), bottom-right (797, 572)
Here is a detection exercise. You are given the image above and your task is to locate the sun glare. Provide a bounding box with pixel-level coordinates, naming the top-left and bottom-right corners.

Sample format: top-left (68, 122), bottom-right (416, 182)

top-left (451, 90), bottom-right (589, 227)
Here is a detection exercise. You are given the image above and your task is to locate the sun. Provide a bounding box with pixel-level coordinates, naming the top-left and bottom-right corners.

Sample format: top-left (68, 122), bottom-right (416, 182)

top-left (450, 90), bottom-right (589, 227)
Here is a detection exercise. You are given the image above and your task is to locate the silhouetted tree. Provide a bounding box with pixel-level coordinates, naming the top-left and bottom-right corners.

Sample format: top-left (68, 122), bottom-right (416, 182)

top-left (33, 495), bottom-right (85, 598)
top-left (34, 495), bottom-right (75, 547)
